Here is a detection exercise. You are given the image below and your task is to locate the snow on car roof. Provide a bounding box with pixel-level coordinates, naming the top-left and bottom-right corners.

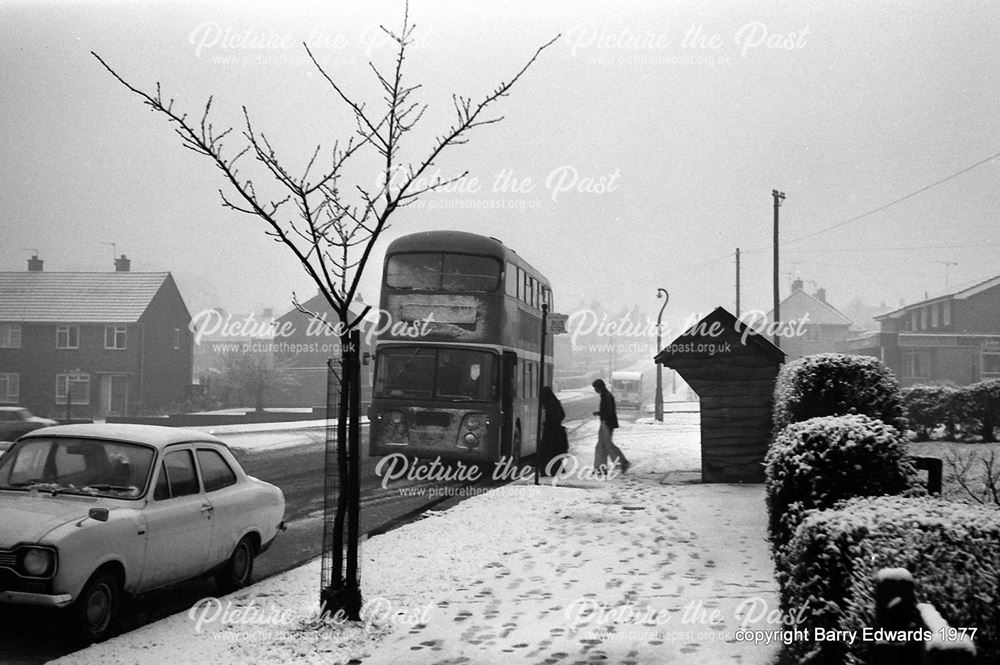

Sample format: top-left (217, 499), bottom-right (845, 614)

top-left (19, 423), bottom-right (226, 448)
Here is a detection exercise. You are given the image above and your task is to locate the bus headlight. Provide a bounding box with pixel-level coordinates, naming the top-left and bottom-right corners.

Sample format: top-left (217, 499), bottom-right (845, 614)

top-left (458, 413), bottom-right (487, 449)
top-left (20, 547), bottom-right (55, 577)
top-left (381, 411), bottom-right (409, 444)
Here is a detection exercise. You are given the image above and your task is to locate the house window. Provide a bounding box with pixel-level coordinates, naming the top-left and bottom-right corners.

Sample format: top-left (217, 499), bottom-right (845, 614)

top-left (983, 351), bottom-right (1000, 379)
top-left (920, 308), bottom-right (928, 330)
top-left (173, 328), bottom-right (181, 350)
top-left (0, 324), bottom-right (21, 349)
top-left (942, 300), bottom-right (952, 326)
top-left (0, 373), bottom-right (19, 403)
top-left (902, 350), bottom-right (931, 380)
top-left (56, 373), bottom-right (90, 405)
top-left (56, 325), bottom-right (80, 349)
top-left (805, 326), bottom-right (821, 342)
top-left (931, 304), bottom-right (939, 328)
top-left (105, 326), bottom-right (127, 350)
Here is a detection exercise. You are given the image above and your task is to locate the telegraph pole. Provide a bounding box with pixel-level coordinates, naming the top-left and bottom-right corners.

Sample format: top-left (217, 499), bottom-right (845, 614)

top-left (772, 190), bottom-right (785, 348)
top-left (735, 248), bottom-right (741, 318)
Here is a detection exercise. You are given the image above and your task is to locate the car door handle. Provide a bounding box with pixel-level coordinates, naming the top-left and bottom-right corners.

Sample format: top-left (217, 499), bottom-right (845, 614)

top-left (201, 503), bottom-right (214, 515)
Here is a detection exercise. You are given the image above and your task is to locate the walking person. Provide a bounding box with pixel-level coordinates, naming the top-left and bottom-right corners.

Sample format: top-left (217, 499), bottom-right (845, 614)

top-left (592, 378), bottom-right (630, 474)
top-left (539, 386), bottom-right (569, 476)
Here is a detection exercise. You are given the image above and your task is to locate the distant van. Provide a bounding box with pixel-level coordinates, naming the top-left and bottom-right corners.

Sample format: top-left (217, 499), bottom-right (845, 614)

top-left (611, 371), bottom-right (642, 410)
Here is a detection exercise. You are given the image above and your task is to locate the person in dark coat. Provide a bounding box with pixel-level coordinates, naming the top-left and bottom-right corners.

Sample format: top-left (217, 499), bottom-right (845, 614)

top-left (539, 386), bottom-right (568, 476)
top-left (592, 378), bottom-right (630, 474)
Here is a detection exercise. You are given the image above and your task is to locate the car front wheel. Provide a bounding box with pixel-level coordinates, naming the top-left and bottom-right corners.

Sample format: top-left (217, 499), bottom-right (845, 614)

top-left (70, 569), bottom-right (120, 644)
top-left (216, 535), bottom-right (255, 593)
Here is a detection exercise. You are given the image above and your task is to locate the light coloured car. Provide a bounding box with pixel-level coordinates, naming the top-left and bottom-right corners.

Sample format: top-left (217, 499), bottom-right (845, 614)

top-left (0, 423), bottom-right (285, 643)
top-left (0, 407), bottom-right (57, 442)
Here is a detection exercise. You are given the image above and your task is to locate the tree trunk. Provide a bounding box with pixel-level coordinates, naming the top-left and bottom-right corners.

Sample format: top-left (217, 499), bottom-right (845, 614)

top-left (345, 329), bottom-right (363, 619)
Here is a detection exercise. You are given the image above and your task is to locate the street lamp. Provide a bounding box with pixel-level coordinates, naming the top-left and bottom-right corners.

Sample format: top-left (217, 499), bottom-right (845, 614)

top-left (655, 288), bottom-right (669, 422)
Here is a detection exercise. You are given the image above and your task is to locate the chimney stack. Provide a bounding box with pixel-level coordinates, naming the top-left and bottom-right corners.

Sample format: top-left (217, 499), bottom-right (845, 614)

top-left (791, 277), bottom-right (804, 292)
top-left (27, 255), bottom-right (43, 272)
top-left (815, 287), bottom-right (827, 303)
top-left (114, 254), bottom-right (131, 272)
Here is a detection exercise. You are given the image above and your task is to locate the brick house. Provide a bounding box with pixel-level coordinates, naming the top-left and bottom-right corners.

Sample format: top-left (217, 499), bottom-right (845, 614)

top-left (765, 279), bottom-right (858, 361)
top-left (271, 293), bottom-right (375, 408)
top-left (0, 255), bottom-right (193, 417)
top-left (843, 273), bottom-right (1000, 387)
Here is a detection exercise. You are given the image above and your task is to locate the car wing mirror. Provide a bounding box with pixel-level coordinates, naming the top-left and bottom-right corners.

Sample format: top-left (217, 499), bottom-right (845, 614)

top-left (88, 507), bottom-right (109, 522)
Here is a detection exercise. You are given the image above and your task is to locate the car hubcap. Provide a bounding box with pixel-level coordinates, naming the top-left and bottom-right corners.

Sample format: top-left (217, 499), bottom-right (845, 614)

top-left (86, 583), bottom-right (111, 633)
top-left (234, 545), bottom-right (250, 581)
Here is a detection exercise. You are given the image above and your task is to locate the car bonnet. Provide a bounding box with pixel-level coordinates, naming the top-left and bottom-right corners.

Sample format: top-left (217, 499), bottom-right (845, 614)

top-left (0, 493), bottom-right (97, 545)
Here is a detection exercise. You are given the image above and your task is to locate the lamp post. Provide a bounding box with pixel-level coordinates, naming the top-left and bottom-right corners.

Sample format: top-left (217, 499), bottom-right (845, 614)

top-left (654, 288), bottom-right (669, 422)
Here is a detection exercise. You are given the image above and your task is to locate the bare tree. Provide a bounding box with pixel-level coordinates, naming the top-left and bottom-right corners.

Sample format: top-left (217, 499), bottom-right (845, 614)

top-left (94, 5), bottom-right (557, 619)
top-left (944, 449), bottom-right (1000, 507)
top-left (218, 349), bottom-right (298, 412)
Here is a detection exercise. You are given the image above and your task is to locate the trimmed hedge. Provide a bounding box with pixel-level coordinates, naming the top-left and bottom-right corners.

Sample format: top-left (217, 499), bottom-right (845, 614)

top-left (900, 384), bottom-right (953, 440)
top-left (772, 353), bottom-right (904, 434)
top-left (765, 415), bottom-right (915, 558)
top-left (900, 379), bottom-right (1000, 441)
top-left (783, 495), bottom-right (1000, 665)
top-left (968, 379), bottom-right (1000, 442)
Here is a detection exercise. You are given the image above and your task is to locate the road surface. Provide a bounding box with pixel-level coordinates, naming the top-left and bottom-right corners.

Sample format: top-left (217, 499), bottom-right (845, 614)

top-left (0, 409), bottom-right (599, 664)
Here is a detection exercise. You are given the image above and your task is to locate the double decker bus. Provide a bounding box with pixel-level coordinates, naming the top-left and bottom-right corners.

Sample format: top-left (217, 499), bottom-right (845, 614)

top-left (369, 231), bottom-right (553, 463)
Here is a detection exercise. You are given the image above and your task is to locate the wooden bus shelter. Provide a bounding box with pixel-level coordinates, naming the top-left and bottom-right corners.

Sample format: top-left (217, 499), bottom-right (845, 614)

top-left (653, 306), bottom-right (784, 483)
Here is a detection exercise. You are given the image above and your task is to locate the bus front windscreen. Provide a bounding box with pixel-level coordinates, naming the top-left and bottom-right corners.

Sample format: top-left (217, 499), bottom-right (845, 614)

top-left (386, 253), bottom-right (501, 292)
top-left (375, 347), bottom-right (498, 402)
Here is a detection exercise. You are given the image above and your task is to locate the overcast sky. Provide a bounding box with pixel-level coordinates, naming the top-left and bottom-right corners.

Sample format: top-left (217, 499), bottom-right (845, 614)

top-left (3, 0), bottom-right (999, 332)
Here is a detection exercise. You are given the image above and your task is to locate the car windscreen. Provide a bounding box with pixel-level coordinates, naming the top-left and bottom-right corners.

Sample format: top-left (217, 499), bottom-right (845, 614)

top-left (0, 437), bottom-right (156, 499)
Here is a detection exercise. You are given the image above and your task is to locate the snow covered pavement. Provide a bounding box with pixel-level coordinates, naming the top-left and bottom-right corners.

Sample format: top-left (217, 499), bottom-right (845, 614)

top-left (52, 413), bottom-right (781, 665)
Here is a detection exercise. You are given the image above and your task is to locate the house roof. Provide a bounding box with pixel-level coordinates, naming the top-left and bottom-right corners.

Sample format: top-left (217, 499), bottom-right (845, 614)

top-left (0, 272), bottom-right (172, 323)
top-left (876, 272), bottom-right (1000, 320)
top-left (276, 292), bottom-right (375, 330)
top-left (766, 289), bottom-right (856, 327)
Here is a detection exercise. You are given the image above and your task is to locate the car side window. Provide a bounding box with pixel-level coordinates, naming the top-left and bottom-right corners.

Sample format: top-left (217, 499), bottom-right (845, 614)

top-left (197, 449), bottom-right (237, 493)
top-left (163, 449), bottom-right (200, 498)
top-left (153, 461), bottom-right (170, 501)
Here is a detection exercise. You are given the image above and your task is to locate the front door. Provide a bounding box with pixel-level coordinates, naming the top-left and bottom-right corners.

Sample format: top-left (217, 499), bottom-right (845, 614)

top-left (140, 448), bottom-right (213, 590)
top-left (500, 352), bottom-right (517, 457)
top-left (99, 375), bottom-right (129, 416)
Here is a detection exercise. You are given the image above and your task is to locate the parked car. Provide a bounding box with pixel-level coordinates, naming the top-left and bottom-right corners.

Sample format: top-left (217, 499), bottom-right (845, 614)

top-left (0, 407), bottom-right (57, 442)
top-left (0, 423), bottom-right (285, 643)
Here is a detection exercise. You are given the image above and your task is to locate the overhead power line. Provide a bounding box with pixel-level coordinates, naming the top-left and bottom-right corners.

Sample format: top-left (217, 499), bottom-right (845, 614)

top-left (782, 148), bottom-right (1000, 246)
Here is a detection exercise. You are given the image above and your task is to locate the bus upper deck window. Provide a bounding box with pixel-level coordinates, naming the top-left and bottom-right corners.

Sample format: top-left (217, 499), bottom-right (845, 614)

top-left (505, 264), bottom-right (518, 297)
top-left (387, 253), bottom-right (440, 290)
top-left (388, 252), bottom-right (499, 292)
top-left (441, 254), bottom-right (500, 292)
